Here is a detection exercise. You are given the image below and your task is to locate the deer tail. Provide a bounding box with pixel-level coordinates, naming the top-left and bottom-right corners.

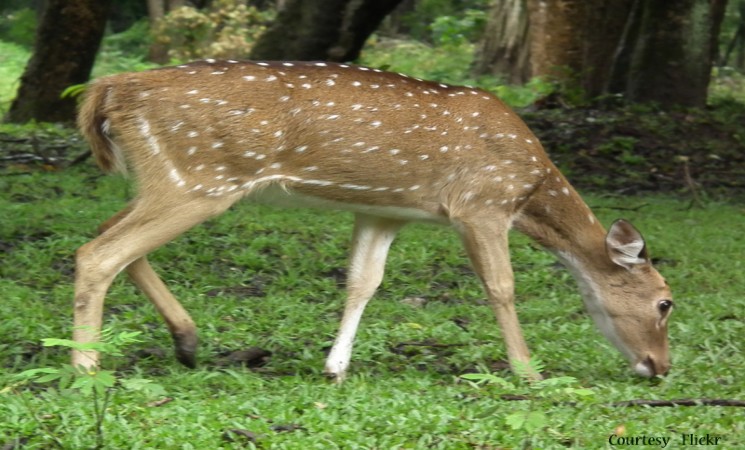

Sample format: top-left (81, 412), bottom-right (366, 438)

top-left (77, 80), bottom-right (127, 175)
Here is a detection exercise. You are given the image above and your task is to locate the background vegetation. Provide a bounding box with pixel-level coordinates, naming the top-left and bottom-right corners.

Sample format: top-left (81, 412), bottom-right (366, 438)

top-left (1, 0), bottom-right (743, 448)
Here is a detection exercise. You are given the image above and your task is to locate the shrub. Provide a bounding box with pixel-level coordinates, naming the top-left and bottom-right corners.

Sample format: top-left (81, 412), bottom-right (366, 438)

top-left (152, 0), bottom-right (275, 61)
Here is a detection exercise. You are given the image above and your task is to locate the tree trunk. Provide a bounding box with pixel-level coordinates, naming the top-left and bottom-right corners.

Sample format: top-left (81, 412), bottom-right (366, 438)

top-left (472, 0), bottom-right (531, 84)
top-left (624, 0), bottom-right (726, 107)
top-left (580, 0), bottom-right (633, 97)
top-left (526, 0), bottom-right (631, 92)
top-left (250, 0), bottom-right (404, 62)
top-left (4, 0), bottom-right (111, 124)
top-left (526, 0), bottom-right (586, 80)
top-left (147, 0), bottom-right (169, 63)
top-left (607, 0), bottom-right (644, 95)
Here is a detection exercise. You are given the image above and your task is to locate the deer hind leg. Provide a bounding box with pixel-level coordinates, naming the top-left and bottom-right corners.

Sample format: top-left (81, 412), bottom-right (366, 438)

top-left (324, 213), bottom-right (403, 382)
top-left (73, 194), bottom-right (236, 369)
top-left (96, 204), bottom-right (198, 368)
top-left (456, 217), bottom-right (540, 380)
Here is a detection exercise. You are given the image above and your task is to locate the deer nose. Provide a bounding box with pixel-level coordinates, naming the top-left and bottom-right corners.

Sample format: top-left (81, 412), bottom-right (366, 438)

top-left (635, 356), bottom-right (670, 377)
top-left (654, 357), bottom-right (671, 376)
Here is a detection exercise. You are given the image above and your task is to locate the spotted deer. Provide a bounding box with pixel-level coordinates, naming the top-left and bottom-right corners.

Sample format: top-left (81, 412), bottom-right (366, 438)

top-left (74, 59), bottom-right (673, 380)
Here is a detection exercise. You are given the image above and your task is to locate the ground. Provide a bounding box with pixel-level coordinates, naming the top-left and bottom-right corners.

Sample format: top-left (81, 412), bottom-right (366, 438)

top-left (2, 101), bottom-right (743, 201)
top-left (523, 97), bottom-right (745, 199)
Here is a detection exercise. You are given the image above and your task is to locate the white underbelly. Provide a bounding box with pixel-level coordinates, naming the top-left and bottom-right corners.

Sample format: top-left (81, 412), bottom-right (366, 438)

top-left (245, 184), bottom-right (448, 223)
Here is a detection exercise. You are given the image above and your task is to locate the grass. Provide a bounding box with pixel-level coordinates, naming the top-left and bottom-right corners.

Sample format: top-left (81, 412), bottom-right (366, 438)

top-left (1, 24), bottom-right (744, 448)
top-left (1, 161), bottom-right (743, 448)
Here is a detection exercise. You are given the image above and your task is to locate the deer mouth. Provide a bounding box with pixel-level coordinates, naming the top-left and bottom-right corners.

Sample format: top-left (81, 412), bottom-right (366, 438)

top-left (634, 355), bottom-right (669, 377)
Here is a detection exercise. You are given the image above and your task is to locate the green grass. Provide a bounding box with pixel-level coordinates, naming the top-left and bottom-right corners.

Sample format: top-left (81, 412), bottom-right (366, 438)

top-left (1, 162), bottom-right (743, 449)
top-left (0, 40), bottom-right (30, 114)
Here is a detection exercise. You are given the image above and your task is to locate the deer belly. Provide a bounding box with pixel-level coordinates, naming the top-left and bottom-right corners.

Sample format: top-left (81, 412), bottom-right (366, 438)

top-left (247, 183), bottom-right (447, 223)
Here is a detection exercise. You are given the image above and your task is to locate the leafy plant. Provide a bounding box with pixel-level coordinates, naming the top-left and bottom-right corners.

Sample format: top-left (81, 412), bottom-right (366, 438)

top-left (152, 0), bottom-right (275, 61)
top-left (6, 329), bottom-right (166, 449)
top-left (0, 7), bottom-right (37, 47)
top-left (60, 83), bottom-right (86, 99)
top-left (461, 358), bottom-right (594, 435)
top-left (430, 9), bottom-right (487, 46)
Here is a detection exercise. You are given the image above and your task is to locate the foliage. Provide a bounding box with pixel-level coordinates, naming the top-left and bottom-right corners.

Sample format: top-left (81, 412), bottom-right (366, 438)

top-left (394, 0), bottom-right (490, 43)
top-left (0, 40), bottom-right (29, 114)
top-left (462, 358), bottom-right (594, 438)
top-left (0, 7), bottom-right (37, 48)
top-left (710, 66), bottom-right (745, 104)
top-left (86, 21), bottom-right (160, 78)
top-left (152, 0), bottom-right (275, 62)
top-left (60, 84), bottom-right (86, 100)
top-left (360, 37), bottom-right (555, 108)
top-left (102, 19), bottom-right (152, 56)
top-left (430, 9), bottom-right (487, 47)
top-left (5, 329), bottom-right (165, 449)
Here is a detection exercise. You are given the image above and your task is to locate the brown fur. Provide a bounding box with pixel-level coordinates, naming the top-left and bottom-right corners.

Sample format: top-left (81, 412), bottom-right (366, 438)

top-left (72, 60), bottom-right (673, 379)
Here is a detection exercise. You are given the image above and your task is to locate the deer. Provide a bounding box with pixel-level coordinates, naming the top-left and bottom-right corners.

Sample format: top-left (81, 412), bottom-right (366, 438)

top-left (73, 59), bottom-right (673, 381)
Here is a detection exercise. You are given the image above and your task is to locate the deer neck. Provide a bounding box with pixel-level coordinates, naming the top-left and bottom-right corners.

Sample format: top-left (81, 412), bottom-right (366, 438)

top-left (512, 176), bottom-right (637, 354)
top-left (513, 173), bottom-right (617, 293)
top-left (516, 174), bottom-right (607, 262)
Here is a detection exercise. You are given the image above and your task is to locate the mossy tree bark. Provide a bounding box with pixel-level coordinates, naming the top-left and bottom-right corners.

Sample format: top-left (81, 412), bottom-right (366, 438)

top-left (474, 0), bottom-right (725, 107)
top-left (5, 0), bottom-right (111, 124)
top-left (471, 0), bottom-right (531, 84)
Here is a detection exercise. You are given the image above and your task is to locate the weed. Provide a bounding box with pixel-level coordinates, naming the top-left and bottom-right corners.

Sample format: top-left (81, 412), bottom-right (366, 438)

top-left (462, 358), bottom-right (594, 439)
top-left (5, 329), bottom-right (166, 449)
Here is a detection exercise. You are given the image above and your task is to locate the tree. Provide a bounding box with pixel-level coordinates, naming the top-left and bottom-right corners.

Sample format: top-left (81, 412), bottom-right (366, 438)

top-left (146, 0), bottom-right (186, 63)
top-left (619, 0), bottom-right (727, 107)
top-left (4, 0), bottom-right (111, 123)
top-left (473, 0), bottom-right (727, 108)
top-left (250, 0), bottom-right (404, 61)
top-left (472, 0), bottom-right (530, 84)
top-left (473, 0), bottom-right (630, 94)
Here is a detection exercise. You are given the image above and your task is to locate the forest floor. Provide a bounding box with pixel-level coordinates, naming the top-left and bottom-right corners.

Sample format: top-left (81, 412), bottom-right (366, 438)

top-left (522, 97), bottom-right (745, 201)
top-left (1, 101), bottom-right (744, 202)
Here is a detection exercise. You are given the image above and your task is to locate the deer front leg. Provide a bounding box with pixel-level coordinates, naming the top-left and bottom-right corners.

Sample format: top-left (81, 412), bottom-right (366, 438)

top-left (324, 214), bottom-right (403, 382)
top-left (97, 205), bottom-right (198, 367)
top-left (126, 258), bottom-right (198, 367)
top-left (73, 195), bottom-right (235, 369)
top-left (456, 218), bottom-right (540, 380)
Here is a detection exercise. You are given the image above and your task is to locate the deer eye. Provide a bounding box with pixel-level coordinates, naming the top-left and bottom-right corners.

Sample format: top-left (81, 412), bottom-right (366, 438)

top-left (658, 299), bottom-right (673, 314)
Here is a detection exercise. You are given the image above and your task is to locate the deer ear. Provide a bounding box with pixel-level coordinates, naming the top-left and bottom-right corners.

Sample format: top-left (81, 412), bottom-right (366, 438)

top-left (606, 219), bottom-right (649, 270)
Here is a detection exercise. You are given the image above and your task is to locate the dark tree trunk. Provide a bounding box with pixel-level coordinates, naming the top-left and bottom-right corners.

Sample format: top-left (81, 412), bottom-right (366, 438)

top-left (624, 0), bottom-right (727, 108)
top-left (607, 0), bottom-right (644, 94)
top-left (378, 0), bottom-right (416, 37)
top-left (147, 0), bottom-right (169, 64)
top-left (250, 0), bottom-right (404, 62)
top-left (5, 0), bottom-right (111, 123)
top-left (471, 0), bottom-right (531, 84)
top-left (581, 0), bottom-right (633, 97)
